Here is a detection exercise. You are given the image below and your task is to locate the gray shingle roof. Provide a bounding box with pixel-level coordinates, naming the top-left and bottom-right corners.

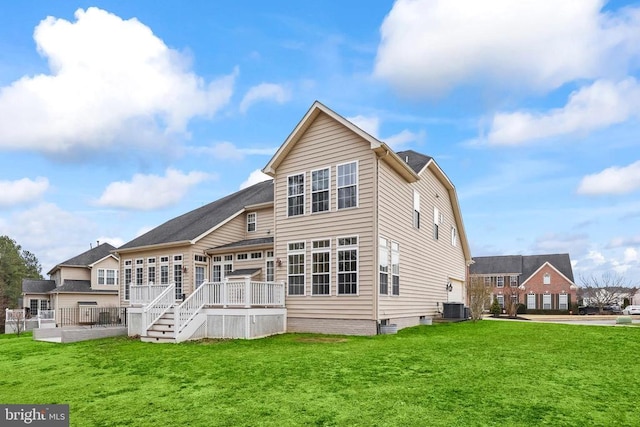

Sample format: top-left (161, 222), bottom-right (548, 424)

top-left (119, 180), bottom-right (274, 250)
top-left (211, 237), bottom-right (274, 250)
top-left (57, 243), bottom-right (117, 268)
top-left (49, 280), bottom-right (117, 294)
top-left (469, 255), bottom-right (523, 275)
top-left (22, 279), bottom-right (56, 294)
top-left (470, 253), bottom-right (574, 283)
top-left (395, 150), bottom-right (432, 174)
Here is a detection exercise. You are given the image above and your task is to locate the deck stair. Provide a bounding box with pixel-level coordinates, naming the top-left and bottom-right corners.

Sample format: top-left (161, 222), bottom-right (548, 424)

top-left (141, 307), bottom-right (176, 343)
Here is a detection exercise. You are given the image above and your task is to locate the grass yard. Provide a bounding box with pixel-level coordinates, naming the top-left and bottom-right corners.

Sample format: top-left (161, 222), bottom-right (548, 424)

top-left (1, 321), bottom-right (639, 426)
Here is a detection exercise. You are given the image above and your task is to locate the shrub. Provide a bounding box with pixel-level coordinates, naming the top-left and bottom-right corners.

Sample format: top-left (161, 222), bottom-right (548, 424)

top-left (516, 303), bottom-right (527, 314)
top-left (490, 298), bottom-right (502, 317)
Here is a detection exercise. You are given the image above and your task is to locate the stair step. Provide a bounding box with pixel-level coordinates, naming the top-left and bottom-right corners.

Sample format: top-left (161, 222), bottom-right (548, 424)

top-left (146, 329), bottom-right (174, 338)
top-left (150, 322), bottom-right (174, 331)
top-left (141, 335), bottom-right (175, 343)
top-left (155, 318), bottom-right (174, 325)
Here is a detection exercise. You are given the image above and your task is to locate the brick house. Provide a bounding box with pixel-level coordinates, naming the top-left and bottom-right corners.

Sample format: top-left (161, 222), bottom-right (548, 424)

top-left (469, 254), bottom-right (577, 313)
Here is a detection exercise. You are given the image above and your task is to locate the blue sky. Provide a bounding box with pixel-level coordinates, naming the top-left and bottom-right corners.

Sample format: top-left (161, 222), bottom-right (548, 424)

top-left (0, 1), bottom-right (639, 283)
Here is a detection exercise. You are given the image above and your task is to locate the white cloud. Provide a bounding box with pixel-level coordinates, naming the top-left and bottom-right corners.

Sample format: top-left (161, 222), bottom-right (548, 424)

top-left (0, 7), bottom-right (236, 154)
top-left (487, 79), bottom-right (640, 145)
top-left (624, 247), bottom-right (639, 263)
top-left (95, 236), bottom-right (125, 249)
top-left (0, 202), bottom-right (96, 274)
top-left (239, 83), bottom-right (289, 113)
top-left (189, 142), bottom-right (277, 160)
top-left (347, 115), bottom-right (380, 138)
top-left (577, 160), bottom-right (640, 195)
top-left (0, 177), bottom-right (49, 206)
top-left (347, 114), bottom-right (422, 149)
top-left (96, 168), bottom-right (211, 210)
top-left (240, 169), bottom-right (272, 190)
top-left (384, 129), bottom-right (424, 150)
top-left (374, 0), bottom-right (640, 96)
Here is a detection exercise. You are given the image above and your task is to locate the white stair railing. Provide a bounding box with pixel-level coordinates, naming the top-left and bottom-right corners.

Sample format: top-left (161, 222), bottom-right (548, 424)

top-left (174, 283), bottom-right (210, 337)
top-left (142, 283), bottom-right (175, 333)
top-left (131, 284), bottom-right (170, 305)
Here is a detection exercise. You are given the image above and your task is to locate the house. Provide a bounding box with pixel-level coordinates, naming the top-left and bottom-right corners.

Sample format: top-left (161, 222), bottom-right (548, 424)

top-left (118, 101), bottom-right (471, 341)
top-left (468, 253), bottom-right (577, 312)
top-left (20, 242), bottom-right (120, 323)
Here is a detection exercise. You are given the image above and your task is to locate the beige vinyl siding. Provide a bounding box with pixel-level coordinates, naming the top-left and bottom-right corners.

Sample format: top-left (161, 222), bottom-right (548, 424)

top-left (243, 206), bottom-right (274, 238)
top-left (58, 266), bottom-right (90, 283)
top-left (377, 159), bottom-right (466, 319)
top-left (91, 257), bottom-right (120, 290)
top-left (273, 112), bottom-right (376, 320)
top-left (53, 292), bottom-right (119, 309)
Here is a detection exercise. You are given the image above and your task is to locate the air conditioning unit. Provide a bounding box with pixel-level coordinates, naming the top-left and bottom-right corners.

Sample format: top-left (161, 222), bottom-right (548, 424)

top-left (442, 302), bottom-right (465, 319)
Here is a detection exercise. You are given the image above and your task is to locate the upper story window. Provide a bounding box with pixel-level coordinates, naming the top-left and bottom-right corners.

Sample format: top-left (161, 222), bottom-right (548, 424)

top-left (237, 253), bottom-right (248, 261)
top-left (98, 269), bottom-right (118, 285)
top-left (288, 173), bottom-right (305, 217)
top-left (413, 190), bottom-right (420, 229)
top-left (510, 275), bottom-right (518, 287)
top-left (337, 161), bottom-right (357, 209)
top-left (496, 276), bottom-right (504, 288)
top-left (311, 168), bottom-right (330, 213)
top-left (543, 273), bottom-right (551, 285)
top-left (337, 236), bottom-right (358, 295)
top-left (247, 212), bottom-right (256, 232)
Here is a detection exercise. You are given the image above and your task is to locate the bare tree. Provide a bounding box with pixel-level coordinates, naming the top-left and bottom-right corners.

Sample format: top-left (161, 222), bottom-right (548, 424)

top-left (466, 276), bottom-right (493, 321)
top-left (579, 272), bottom-right (638, 313)
top-left (503, 285), bottom-right (526, 318)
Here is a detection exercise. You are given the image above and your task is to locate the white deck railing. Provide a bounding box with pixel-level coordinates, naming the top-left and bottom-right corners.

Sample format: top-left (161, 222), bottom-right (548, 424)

top-left (142, 284), bottom-right (175, 334)
top-left (173, 280), bottom-right (285, 337)
top-left (131, 284), bottom-right (172, 305)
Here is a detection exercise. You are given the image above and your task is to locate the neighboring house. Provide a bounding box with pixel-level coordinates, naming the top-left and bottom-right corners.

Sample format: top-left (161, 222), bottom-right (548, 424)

top-left (469, 254), bottom-right (577, 312)
top-left (117, 101), bottom-right (471, 340)
top-left (21, 243), bottom-right (120, 316)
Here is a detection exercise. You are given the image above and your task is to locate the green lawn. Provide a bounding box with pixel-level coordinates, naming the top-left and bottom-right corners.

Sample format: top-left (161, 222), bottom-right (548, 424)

top-left (1, 321), bottom-right (639, 426)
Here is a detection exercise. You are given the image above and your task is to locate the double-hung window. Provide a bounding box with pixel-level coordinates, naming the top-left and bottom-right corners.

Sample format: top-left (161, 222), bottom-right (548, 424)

top-left (135, 259), bottom-right (144, 286)
top-left (288, 174), bottom-right (305, 216)
top-left (379, 238), bottom-right (389, 295)
top-left (337, 162), bottom-right (357, 209)
top-left (391, 242), bottom-right (400, 295)
top-left (312, 240), bottom-right (330, 295)
top-left (337, 236), bottom-right (358, 295)
top-left (510, 275), bottom-right (518, 287)
top-left (247, 212), bottom-right (256, 232)
top-left (311, 168), bottom-right (330, 213)
top-left (559, 294), bottom-right (568, 310)
top-left (287, 242), bottom-right (305, 295)
top-left (496, 277), bottom-right (504, 288)
top-left (543, 294), bottom-right (552, 310)
top-left (147, 258), bottom-right (156, 285)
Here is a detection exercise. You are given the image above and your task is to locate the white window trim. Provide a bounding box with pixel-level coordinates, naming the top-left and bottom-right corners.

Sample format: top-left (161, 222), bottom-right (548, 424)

top-left (159, 256), bottom-right (170, 285)
top-left (543, 273), bottom-right (551, 285)
top-left (391, 241), bottom-right (400, 296)
top-left (336, 235), bottom-right (359, 296)
top-left (527, 293), bottom-right (536, 310)
top-left (247, 212), bottom-right (257, 233)
top-left (135, 258), bottom-right (144, 286)
top-left (336, 160), bottom-right (358, 210)
top-left (311, 166), bottom-right (331, 214)
top-left (123, 260), bottom-right (132, 301)
top-left (496, 276), bottom-right (504, 288)
top-left (287, 172), bottom-right (305, 217)
top-left (265, 251), bottom-right (275, 282)
top-left (287, 241), bottom-right (306, 296)
top-left (559, 293), bottom-right (568, 310)
top-left (543, 293), bottom-right (552, 310)
top-left (237, 253), bottom-right (249, 261)
top-left (311, 239), bottom-right (331, 296)
top-left (379, 237), bottom-right (389, 295)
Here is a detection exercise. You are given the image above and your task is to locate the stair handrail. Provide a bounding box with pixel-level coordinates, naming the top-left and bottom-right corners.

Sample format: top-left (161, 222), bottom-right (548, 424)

top-left (174, 282), bottom-right (210, 338)
top-left (142, 283), bottom-right (175, 334)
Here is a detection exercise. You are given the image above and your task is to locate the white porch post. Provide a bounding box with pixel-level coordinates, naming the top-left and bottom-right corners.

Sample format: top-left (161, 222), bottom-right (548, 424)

top-left (244, 277), bottom-right (251, 308)
top-left (222, 279), bottom-right (228, 308)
